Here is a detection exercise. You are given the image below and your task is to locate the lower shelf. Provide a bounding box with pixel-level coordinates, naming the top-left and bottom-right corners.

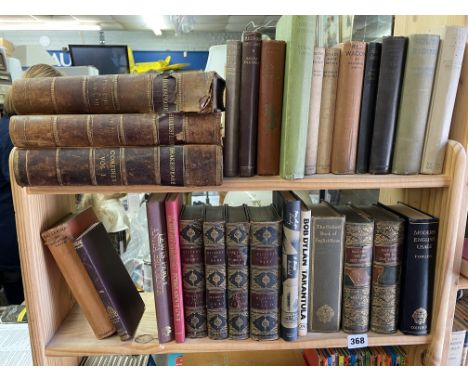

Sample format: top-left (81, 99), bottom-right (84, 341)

top-left (45, 293), bottom-right (431, 357)
top-left (459, 275), bottom-right (468, 290)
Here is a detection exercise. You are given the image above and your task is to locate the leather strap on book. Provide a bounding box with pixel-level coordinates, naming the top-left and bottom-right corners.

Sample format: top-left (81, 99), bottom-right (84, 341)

top-left (153, 75), bottom-right (177, 113)
top-left (160, 146), bottom-right (184, 186)
top-left (158, 114), bottom-right (184, 145)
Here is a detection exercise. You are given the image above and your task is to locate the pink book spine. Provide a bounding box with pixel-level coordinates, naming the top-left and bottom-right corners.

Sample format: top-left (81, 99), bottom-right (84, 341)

top-left (165, 193), bottom-right (185, 343)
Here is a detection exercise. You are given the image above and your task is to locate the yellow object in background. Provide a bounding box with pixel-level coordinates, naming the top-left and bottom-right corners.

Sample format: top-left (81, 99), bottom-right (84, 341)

top-left (127, 47), bottom-right (189, 74)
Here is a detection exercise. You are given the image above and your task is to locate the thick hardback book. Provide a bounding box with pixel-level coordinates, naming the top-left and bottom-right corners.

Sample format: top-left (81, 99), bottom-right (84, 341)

top-left (165, 193), bottom-right (185, 343)
top-left (238, 31), bottom-right (262, 177)
top-left (13, 145), bottom-right (223, 187)
top-left (355, 42), bottom-right (381, 174)
top-left (369, 36), bottom-right (408, 174)
top-left (353, 205), bottom-right (405, 334)
top-left (305, 47), bottom-right (325, 175)
top-left (380, 202), bottom-right (438, 335)
top-left (276, 15), bottom-right (317, 179)
top-left (10, 71), bottom-right (225, 115)
top-left (179, 204), bottom-right (207, 338)
top-left (256, 40), bottom-right (286, 176)
top-left (330, 41), bottom-right (367, 174)
top-left (316, 47), bottom-right (341, 174)
top-left (203, 205), bottom-right (228, 339)
top-left (73, 222), bottom-right (145, 341)
top-left (273, 191), bottom-right (301, 341)
top-left (420, 26), bottom-right (468, 174)
top-left (308, 202), bottom-right (345, 332)
top-left (391, 35), bottom-right (440, 175)
top-left (248, 205), bottom-right (282, 340)
top-left (224, 40), bottom-right (243, 177)
top-left (146, 193), bottom-right (174, 344)
top-left (226, 205), bottom-right (250, 339)
top-left (9, 113), bottom-right (222, 148)
top-left (333, 205), bottom-right (374, 334)
top-left (41, 207), bottom-right (116, 339)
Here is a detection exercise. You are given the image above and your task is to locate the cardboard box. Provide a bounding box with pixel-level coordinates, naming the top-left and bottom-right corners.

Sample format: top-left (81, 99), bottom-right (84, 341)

top-left (0, 38), bottom-right (14, 56)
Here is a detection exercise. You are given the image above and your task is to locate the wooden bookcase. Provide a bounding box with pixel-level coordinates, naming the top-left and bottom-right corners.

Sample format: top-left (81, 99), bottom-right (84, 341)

top-left (9, 139), bottom-right (466, 366)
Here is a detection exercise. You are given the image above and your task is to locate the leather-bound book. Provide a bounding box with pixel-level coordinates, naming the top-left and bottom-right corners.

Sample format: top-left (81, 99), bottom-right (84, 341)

top-left (10, 71), bottom-right (225, 115)
top-left (308, 202), bottom-right (345, 332)
top-left (179, 204), bottom-right (207, 338)
top-left (369, 36), bottom-right (408, 174)
top-left (9, 113), bottom-right (222, 148)
top-left (41, 207), bottom-right (116, 340)
top-left (275, 15), bottom-right (317, 179)
top-left (316, 47), bottom-right (341, 174)
top-left (256, 40), bottom-right (286, 176)
top-left (226, 205), bottom-right (250, 339)
top-left (13, 145), bottom-right (223, 187)
top-left (392, 35), bottom-right (440, 175)
top-left (420, 26), bottom-right (468, 174)
top-left (305, 47), bottom-right (325, 175)
top-left (238, 31), bottom-right (262, 177)
top-left (203, 205), bottom-right (228, 339)
top-left (73, 222), bottom-right (145, 341)
top-left (330, 41), bottom-right (366, 174)
top-left (333, 205), bottom-right (374, 334)
top-left (355, 42), bottom-right (381, 174)
top-left (248, 205), bottom-right (282, 340)
top-left (224, 40), bottom-right (242, 177)
top-left (353, 205), bottom-right (404, 334)
top-left (146, 193), bottom-right (174, 344)
top-left (165, 193), bottom-right (185, 343)
top-left (380, 203), bottom-right (438, 335)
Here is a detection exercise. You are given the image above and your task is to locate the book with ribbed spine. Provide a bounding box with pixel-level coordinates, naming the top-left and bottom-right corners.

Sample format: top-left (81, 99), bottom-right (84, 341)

top-left (179, 204), bottom-right (207, 338)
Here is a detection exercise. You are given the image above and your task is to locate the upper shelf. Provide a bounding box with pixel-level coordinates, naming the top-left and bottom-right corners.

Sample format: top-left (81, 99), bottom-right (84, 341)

top-left (26, 174), bottom-right (450, 195)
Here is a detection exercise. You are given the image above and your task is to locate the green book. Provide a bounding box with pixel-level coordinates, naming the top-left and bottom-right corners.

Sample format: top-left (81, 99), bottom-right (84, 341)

top-left (276, 15), bottom-right (317, 179)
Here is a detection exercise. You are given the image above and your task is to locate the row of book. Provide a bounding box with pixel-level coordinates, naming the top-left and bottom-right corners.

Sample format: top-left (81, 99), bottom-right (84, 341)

top-left (8, 70), bottom-right (225, 187)
top-left (448, 293), bottom-right (468, 366)
top-left (224, 15), bottom-right (468, 178)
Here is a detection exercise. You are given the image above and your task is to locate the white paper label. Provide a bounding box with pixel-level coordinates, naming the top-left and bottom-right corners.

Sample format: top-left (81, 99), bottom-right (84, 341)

top-left (347, 333), bottom-right (368, 349)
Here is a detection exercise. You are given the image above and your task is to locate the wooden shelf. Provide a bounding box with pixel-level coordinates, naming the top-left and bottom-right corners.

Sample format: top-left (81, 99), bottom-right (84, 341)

top-left (458, 275), bottom-right (468, 290)
top-left (45, 293), bottom-right (431, 357)
top-left (27, 174), bottom-right (450, 195)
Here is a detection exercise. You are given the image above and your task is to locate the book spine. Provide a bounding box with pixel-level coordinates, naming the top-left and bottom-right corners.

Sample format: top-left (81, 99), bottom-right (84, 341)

top-left (355, 42), bottom-right (381, 174)
top-left (224, 40), bottom-right (243, 177)
top-left (179, 213), bottom-right (207, 338)
top-left (276, 15), bottom-right (317, 179)
top-left (250, 219), bottom-right (282, 340)
top-left (399, 220), bottom-right (438, 335)
top-left (280, 199), bottom-right (301, 341)
top-left (298, 208), bottom-right (311, 336)
top-left (9, 113), bottom-right (222, 148)
top-left (392, 35), bottom-right (440, 175)
top-left (331, 41), bottom-right (367, 174)
top-left (420, 26), bottom-right (468, 174)
top-left (256, 40), bottom-right (286, 176)
top-left (146, 199), bottom-right (174, 343)
top-left (226, 220), bottom-right (250, 339)
top-left (309, 217), bottom-right (345, 332)
top-left (165, 196), bottom-right (185, 343)
top-left (13, 145), bottom-right (223, 187)
top-left (370, 221), bottom-right (404, 334)
top-left (369, 36), bottom-right (408, 174)
top-left (239, 31), bottom-right (262, 177)
top-left (305, 47), bottom-right (325, 175)
top-left (342, 222), bottom-right (374, 334)
top-left (316, 47), bottom-right (341, 174)
top-left (203, 216), bottom-right (228, 339)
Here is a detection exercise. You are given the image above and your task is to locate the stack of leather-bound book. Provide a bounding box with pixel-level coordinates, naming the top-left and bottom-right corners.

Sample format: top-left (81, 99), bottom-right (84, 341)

top-left (8, 71), bottom-right (225, 187)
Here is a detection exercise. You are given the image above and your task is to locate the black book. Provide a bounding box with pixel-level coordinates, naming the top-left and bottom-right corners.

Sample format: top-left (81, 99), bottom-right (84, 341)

top-left (356, 42), bottom-right (381, 174)
top-left (369, 36), bottom-right (408, 174)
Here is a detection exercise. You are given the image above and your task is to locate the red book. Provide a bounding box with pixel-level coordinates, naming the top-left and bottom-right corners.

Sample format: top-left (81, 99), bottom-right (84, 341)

top-left (165, 193), bottom-right (185, 343)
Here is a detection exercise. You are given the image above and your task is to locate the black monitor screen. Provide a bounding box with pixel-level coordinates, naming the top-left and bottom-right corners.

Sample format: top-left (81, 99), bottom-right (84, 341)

top-left (68, 45), bottom-right (129, 75)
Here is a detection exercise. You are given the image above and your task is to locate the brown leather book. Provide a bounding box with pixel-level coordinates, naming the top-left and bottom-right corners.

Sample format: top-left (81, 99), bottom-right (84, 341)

top-left (330, 41), bottom-right (367, 174)
top-left (9, 113), bottom-right (222, 148)
top-left (41, 207), bottom-right (116, 339)
top-left (12, 145), bottom-right (223, 187)
top-left (239, 31), bottom-right (262, 177)
top-left (10, 71), bottom-right (225, 115)
top-left (256, 40), bottom-right (286, 176)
